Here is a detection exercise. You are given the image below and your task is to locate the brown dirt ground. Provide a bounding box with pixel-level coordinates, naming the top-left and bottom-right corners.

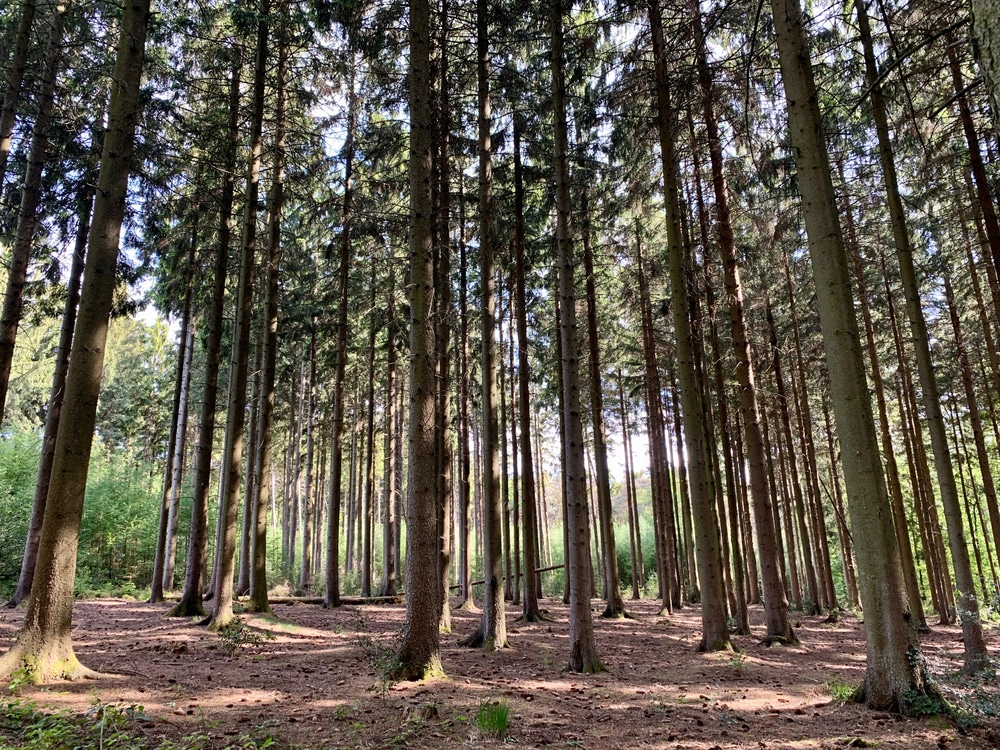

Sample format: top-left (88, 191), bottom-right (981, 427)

top-left (1, 597), bottom-right (998, 749)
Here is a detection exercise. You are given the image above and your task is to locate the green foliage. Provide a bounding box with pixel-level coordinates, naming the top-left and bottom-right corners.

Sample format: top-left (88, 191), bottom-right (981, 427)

top-left (0, 432), bottom-right (39, 598)
top-left (828, 679), bottom-right (857, 703)
top-left (354, 619), bottom-right (401, 702)
top-left (216, 619), bottom-right (275, 657)
top-left (475, 699), bottom-right (511, 739)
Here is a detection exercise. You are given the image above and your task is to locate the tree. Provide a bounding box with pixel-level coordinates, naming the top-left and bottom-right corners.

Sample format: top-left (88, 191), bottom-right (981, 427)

top-left (0, 0), bottom-right (151, 681)
top-left (648, 0), bottom-right (731, 652)
top-left (854, 0), bottom-right (987, 674)
top-left (971, 0), bottom-right (1000, 138)
top-left (461, 0), bottom-right (507, 651)
top-left (551, 0), bottom-right (602, 674)
top-left (768, 0), bottom-right (937, 710)
top-left (393, 0), bottom-right (444, 682)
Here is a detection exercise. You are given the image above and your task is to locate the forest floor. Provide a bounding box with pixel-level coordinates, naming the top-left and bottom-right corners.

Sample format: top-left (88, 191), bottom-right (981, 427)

top-left (1, 595), bottom-right (999, 749)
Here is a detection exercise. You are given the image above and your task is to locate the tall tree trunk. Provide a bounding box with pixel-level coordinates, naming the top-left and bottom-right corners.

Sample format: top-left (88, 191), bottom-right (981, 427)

top-left (0, 1), bottom-right (65, 426)
top-left (462, 0), bottom-right (506, 649)
top-left (170, 46), bottom-right (242, 620)
top-left (859, 0), bottom-right (986, 668)
top-left (0, 0), bottom-right (35, 193)
top-left (635, 236), bottom-right (677, 612)
top-left (839, 158), bottom-right (927, 630)
top-left (9, 161), bottom-right (93, 608)
top-left (325, 49), bottom-right (357, 608)
top-left (393, 0), bottom-right (444, 680)
top-left (248, 21), bottom-right (286, 610)
top-left (769, 0), bottom-right (937, 708)
top-left (299, 324), bottom-right (317, 591)
top-left (208, 1), bottom-right (268, 630)
top-left (456, 179), bottom-right (474, 610)
top-left (649, 0), bottom-right (729, 652)
top-left (379, 268), bottom-right (398, 598)
top-left (514, 119), bottom-right (542, 622)
top-left (151, 220), bottom-right (198, 604)
top-left (0, 0), bottom-right (150, 680)
top-left (581, 189), bottom-right (626, 619)
top-left (552, 0), bottom-right (602, 672)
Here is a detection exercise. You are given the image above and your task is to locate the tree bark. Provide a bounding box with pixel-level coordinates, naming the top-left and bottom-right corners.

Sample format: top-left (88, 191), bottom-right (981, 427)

top-left (393, 0), bottom-right (444, 681)
top-left (0, 0), bottom-right (150, 680)
top-left (552, 0), bottom-right (602, 673)
top-left (0, 1), bottom-right (65, 427)
top-left (769, 0), bottom-right (937, 708)
top-left (9, 155), bottom-right (92, 609)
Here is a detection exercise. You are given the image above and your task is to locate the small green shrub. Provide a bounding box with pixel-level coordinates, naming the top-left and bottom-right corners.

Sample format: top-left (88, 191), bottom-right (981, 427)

top-left (476, 699), bottom-right (510, 739)
top-left (217, 618), bottom-right (273, 657)
top-left (828, 679), bottom-right (857, 703)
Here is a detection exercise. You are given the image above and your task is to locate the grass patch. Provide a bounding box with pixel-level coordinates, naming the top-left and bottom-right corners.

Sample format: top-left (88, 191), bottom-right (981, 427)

top-left (476, 699), bottom-right (510, 739)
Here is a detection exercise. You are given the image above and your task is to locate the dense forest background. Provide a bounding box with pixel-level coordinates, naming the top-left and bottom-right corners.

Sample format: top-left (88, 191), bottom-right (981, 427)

top-left (0, 0), bottom-right (999, 717)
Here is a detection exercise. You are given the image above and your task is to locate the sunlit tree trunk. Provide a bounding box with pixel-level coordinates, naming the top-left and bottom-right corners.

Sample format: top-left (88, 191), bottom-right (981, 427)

top-left (208, 0), bottom-right (268, 630)
top-left (769, 0), bottom-right (938, 707)
top-left (10, 160), bottom-right (93, 608)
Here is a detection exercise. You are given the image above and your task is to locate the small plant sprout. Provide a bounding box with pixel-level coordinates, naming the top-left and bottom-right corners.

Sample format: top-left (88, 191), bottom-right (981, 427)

top-left (476, 699), bottom-right (511, 739)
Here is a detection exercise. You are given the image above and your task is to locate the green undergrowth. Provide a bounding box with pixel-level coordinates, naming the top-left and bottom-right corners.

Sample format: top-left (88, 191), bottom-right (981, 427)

top-left (0, 698), bottom-right (290, 750)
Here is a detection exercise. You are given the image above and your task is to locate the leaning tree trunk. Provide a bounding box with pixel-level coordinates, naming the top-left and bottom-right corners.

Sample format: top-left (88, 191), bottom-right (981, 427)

top-left (769, 0), bottom-right (938, 710)
top-left (552, 0), bottom-right (603, 673)
top-left (857, 0), bottom-right (987, 673)
top-left (393, 0), bottom-right (444, 681)
top-left (0, 0), bottom-right (36, 193)
top-left (649, 0), bottom-right (730, 652)
top-left (0, 1), bottom-right (65, 427)
top-left (689, 0), bottom-right (793, 640)
top-left (0, 0), bottom-right (150, 682)
top-left (9, 159), bottom-right (93, 609)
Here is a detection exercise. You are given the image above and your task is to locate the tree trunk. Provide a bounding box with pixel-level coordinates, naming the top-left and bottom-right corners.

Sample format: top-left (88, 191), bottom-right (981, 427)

top-left (171, 49), bottom-right (242, 619)
top-left (514, 119), bottom-right (542, 621)
top-left (152, 219), bottom-right (198, 604)
top-left (971, 0), bottom-right (1000, 138)
top-left (393, 0), bottom-right (444, 681)
top-left (0, 1), bottom-right (65, 426)
top-left (550, 0), bottom-right (602, 673)
top-left (0, 0), bottom-right (36, 193)
top-left (0, 0), bottom-right (150, 681)
top-left (581, 189), bottom-right (626, 619)
top-left (208, 2), bottom-right (268, 630)
top-left (248, 29), bottom-right (286, 610)
top-left (462, 0), bottom-right (506, 649)
top-left (769, 0), bottom-right (937, 708)
top-left (9, 157), bottom-right (92, 608)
